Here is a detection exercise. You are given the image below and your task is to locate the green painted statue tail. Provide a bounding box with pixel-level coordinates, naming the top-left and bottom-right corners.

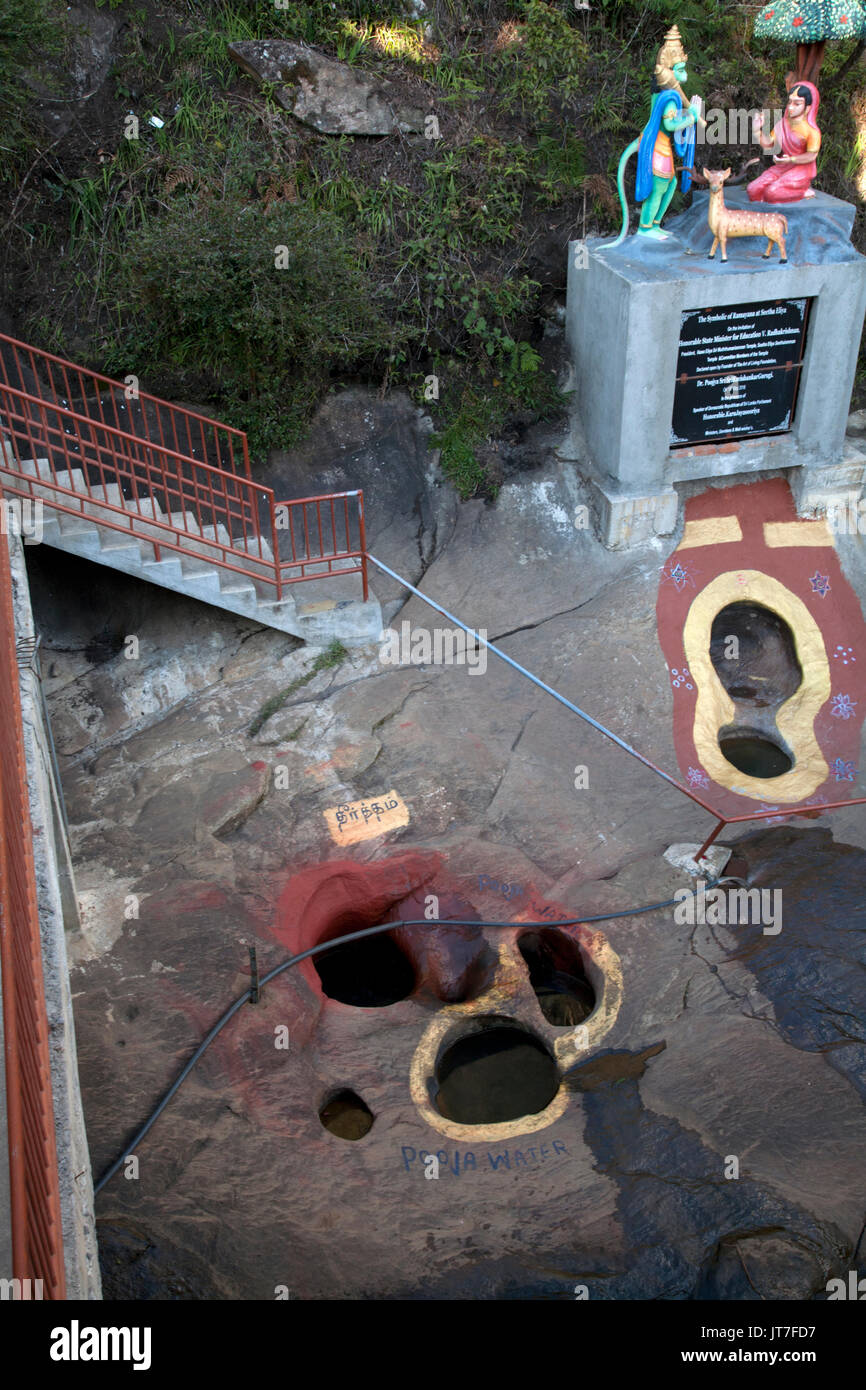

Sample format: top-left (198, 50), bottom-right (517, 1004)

top-left (602, 138), bottom-right (640, 248)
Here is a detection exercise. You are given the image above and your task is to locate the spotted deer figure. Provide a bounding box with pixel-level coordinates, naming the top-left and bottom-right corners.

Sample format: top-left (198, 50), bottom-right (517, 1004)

top-left (704, 167), bottom-right (788, 264)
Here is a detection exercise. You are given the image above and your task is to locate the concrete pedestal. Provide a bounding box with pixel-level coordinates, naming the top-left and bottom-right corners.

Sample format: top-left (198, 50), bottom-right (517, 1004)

top-left (563, 189), bottom-right (866, 547)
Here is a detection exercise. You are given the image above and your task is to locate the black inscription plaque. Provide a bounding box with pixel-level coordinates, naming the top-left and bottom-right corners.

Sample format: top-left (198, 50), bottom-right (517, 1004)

top-left (670, 298), bottom-right (811, 447)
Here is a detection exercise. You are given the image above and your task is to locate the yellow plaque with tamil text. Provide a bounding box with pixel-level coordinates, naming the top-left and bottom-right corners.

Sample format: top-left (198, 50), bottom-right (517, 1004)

top-left (324, 789), bottom-right (409, 845)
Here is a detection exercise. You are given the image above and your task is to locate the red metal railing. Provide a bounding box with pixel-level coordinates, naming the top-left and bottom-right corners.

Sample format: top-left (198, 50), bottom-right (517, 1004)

top-left (0, 334), bottom-right (368, 604)
top-left (0, 333), bottom-right (251, 480)
top-left (0, 493), bottom-right (66, 1297)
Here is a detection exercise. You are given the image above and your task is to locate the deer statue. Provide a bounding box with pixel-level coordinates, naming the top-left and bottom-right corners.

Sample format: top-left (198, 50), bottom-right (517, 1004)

top-left (702, 166), bottom-right (787, 264)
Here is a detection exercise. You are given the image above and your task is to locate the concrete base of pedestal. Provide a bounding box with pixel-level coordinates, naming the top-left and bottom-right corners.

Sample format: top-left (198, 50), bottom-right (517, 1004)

top-left (587, 479), bottom-right (679, 550)
top-left (565, 189), bottom-right (866, 549)
top-left (790, 439), bottom-right (866, 520)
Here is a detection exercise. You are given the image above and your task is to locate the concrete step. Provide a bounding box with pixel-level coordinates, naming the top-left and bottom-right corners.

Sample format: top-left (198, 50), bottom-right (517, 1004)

top-left (168, 509), bottom-right (202, 532)
top-left (55, 525), bottom-right (102, 559)
top-left (98, 538), bottom-right (152, 568)
top-left (294, 597), bottom-right (384, 644)
top-left (178, 554), bottom-right (215, 578)
top-left (141, 556), bottom-right (185, 586)
top-left (218, 578), bottom-right (258, 600)
top-left (167, 511), bottom-right (233, 562)
top-left (256, 597), bottom-right (301, 620)
top-left (90, 482), bottom-right (123, 506)
top-left (18, 456), bottom-right (52, 480)
top-left (54, 467), bottom-right (87, 492)
top-left (232, 532), bottom-right (275, 564)
top-left (178, 569), bottom-right (223, 600)
top-left (83, 481), bottom-right (125, 520)
top-left (15, 457), bottom-right (62, 506)
top-left (57, 509), bottom-right (98, 537)
top-left (201, 522), bottom-right (233, 549)
top-left (40, 514), bottom-right (62, 544)
top-left (121, 495), bottom-right (168, 544)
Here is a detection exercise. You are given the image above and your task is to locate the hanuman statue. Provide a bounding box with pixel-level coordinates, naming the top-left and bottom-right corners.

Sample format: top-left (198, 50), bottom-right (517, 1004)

top-left (608, 26), bottom-right (704, 245)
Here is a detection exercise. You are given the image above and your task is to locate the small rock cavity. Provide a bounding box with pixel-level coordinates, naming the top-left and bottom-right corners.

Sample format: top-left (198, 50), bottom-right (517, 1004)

top-left (518, 928), bottom-right (596, 1026)
top-left (710, 602), bottom-right (802, 707)
top-left (434, 1019), bottom-right (559, 1124)
top-left (718, 730), bottom-right (794, 779)
top-left (711, 602), bottom-right (801, 778)
top-left (319, 1089), bottom-right (374, 1141)
top-left (314, 927), bottom-right (415, 1007)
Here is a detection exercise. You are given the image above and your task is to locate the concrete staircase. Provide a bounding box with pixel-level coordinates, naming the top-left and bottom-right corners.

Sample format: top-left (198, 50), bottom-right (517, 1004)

top-left (7, 452), bottom-right (382, 645)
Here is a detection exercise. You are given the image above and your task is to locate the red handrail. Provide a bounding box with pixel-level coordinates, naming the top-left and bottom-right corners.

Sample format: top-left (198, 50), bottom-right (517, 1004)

top-left (0, 336), bottom-right (370, 604)
top-left (0, 332), bottom-right (251, 480)
top-left (0, 491), bottom-right (66, 1297)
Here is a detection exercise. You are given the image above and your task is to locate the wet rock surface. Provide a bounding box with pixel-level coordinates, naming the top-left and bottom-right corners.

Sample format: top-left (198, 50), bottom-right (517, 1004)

top-left (716, 827), bottom-right (866, 1101)
top-left (28, 407), bottom-right (866, 1299)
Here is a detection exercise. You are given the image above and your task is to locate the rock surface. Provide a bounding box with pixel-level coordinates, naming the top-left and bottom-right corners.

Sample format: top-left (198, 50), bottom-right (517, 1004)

top-left (24, 4), bottom-right (122, 106)
top-left (228, 41), bottom-right (426, 135)
top-left (25, 390), bottom-right (866, 1299)
top-left (260, 388), bottom-right (458, 623)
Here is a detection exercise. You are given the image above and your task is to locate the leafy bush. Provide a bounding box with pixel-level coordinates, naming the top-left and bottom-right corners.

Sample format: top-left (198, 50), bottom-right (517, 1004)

top-left (495, 0), bottom-right (590, 117)
top-left (108, 188), bottom-right (404, 452)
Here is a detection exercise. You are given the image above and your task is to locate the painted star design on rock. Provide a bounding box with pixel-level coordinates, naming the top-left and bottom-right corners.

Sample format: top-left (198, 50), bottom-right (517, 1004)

top-left (687, 766), bottom-right (709, 788)
top-left (809, 572), bottom-right (830, 598)
top-left (832, 758), bottom-right (857, 782)
top-left (831, 693), bottom-right (857, 719)
top-left (669, 562), bottom-right (690, 591)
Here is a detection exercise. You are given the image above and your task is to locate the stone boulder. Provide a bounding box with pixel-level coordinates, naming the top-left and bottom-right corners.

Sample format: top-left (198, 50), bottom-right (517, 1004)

top-left (260, 387), bottom-right (458, 623)
top-left (24, 4), bottom-right (122, 106)
top-left (228, 41), bottom-right (426, 136)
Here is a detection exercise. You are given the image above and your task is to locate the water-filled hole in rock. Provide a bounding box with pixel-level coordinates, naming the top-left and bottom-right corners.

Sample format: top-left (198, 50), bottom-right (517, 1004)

top-left (319, 1089), bottom-right (374, 1141)
top-left (434, 1021), bottom-right (559, 1124)
top-left (518, 929), bottom-right (596, 1025)
top-left (719, 730), bottom-right (794, 778)
top-left (314, 928), bottom-right (415, 1007)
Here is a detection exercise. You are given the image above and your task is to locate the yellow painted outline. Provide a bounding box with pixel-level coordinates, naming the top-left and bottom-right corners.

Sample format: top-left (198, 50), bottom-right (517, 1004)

top-left (763, 520), bottom-right (834, 548)
top-left (679, 517), bottom-right (743, 550)
top-left (682, 570), bottom-right (831, 803)
top-left (408, 929), bottom-right (623, 1141)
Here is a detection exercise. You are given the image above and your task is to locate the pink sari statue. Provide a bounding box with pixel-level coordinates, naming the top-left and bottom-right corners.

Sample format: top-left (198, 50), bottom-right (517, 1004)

top-left (747, 82), bottom-right (821, 205)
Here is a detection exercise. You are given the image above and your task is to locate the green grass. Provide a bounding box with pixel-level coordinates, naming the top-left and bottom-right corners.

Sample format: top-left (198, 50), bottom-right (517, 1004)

top-left (432, 393), bottom-right (494, 500)
top-left (247, 641), bottom-right (347, 738)
top-left (493, 0), bottom-right (590, 119)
